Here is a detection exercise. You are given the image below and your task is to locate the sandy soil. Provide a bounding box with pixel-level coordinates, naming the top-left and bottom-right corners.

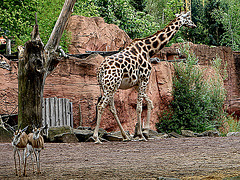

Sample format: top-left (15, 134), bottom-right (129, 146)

top-left (0, 137), bottom-right (239, 180)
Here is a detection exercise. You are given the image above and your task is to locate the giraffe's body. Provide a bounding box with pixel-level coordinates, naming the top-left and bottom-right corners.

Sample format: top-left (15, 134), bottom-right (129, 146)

top-left (93, 11), bottom-right (196, 143)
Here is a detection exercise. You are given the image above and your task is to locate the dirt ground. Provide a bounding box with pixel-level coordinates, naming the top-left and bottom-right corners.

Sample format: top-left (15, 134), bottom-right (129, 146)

top-left (0, 137), bottom-right (239, 180)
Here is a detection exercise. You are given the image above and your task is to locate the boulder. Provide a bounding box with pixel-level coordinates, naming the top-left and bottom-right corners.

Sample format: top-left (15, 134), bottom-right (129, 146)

top-left (168, 132), bottom-right (184, 138)
top-left (227, 132), bottom-right (240, 137)
top-left (154, 133), bottom-right (169, 139)
top-left (73, 129), bottom-right (94, 142)
top-left (0, 126), bottom-right (12, 142)
top-left (54, 133), bottom-right (79, 143)
top-left (181, 130), bottom-right (197, 137)
top-left (102, 131), bottom-right (131, 141)
top-left (48, 126), bottom-right (72, 142)
top-left (198, 130), bottom-right (220, 137)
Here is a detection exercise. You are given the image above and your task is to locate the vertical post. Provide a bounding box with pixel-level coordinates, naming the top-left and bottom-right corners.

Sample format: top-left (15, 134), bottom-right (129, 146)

top-left (6, 39), bottom-right (11, 55)
top-left (42, 98), bottom-right (45, 127)
top-left (79, 103), bottom-right (82, 126)
top-left (62, 98), bottom-right (66, 126)
top-left (55, 97), bottom-right (59, 126)
top-left (70, 102), bottom-right (73, 127)
top-left (50, 98), bottom-right (55, 126)
top-left (59, 98), bottom-right (63, 126)
top-left (66, 99), bottom-right (70, 126)
top-left (46, 98), bottom-right (50, 127)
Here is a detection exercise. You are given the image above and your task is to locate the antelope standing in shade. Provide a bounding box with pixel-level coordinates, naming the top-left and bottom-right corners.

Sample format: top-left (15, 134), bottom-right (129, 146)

top-left (27, 125), bottom-right (46, 174)
top-left (10, 126), bottom-right (29, 176)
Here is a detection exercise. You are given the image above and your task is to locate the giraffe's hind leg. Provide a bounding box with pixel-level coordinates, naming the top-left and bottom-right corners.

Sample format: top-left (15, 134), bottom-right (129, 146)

top-left (135, 89), bottom-right (147, 141)
top-left (109, 96), bottom-right (131, 141)
top-left (93, 94), bottom-right (110, 144)
top-left (142, 94), bottom-right (154, 139)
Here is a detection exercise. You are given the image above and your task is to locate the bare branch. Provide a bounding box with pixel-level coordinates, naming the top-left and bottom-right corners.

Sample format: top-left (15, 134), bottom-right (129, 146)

top-left (45, 0), bottom-right (76, 51)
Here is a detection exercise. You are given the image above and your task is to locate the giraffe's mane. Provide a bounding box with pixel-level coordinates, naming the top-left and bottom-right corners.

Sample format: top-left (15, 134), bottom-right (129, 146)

top-left (130, 17), bottom-right (178, 44)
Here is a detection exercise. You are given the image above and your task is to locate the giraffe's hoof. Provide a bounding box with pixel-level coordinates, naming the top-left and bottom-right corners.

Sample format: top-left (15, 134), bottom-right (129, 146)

top-left (123, 138), bottom-right (131, 142)
top-left (94, 140), bottom-right (102, 144)
top-left (143, 130), bottom-right (149, 140)
top-left (139, 137), bottom-right (148, 142)
top-left (94, 137), bottom-right (102, 144)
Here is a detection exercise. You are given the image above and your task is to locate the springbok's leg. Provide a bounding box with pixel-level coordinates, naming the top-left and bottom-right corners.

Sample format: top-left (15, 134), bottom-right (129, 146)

top-left (27, 144), bottom-right (34, 173)
top-left (14, 148), bottom-right (18, 176)
top-left (23, 148), bottom-right (27, 176)
top-left (93, 94), bottom-right (110, 144)
top-left (142, 94), bottom-right (154, 139)
top-left (35, 149), bottom-right (41, 174)
top-left (17, 150), bottom-right (21, 176)
top-left (109, 96), bottom-right (130, 141)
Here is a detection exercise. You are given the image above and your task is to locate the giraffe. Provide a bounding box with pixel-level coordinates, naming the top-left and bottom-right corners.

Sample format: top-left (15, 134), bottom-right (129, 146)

top-left (93, 11), bottom-right (196, 143)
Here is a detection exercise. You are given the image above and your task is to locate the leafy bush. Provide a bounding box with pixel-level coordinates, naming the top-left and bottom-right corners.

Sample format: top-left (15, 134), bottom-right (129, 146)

top-left (156, 43), bottom-right (227, 134)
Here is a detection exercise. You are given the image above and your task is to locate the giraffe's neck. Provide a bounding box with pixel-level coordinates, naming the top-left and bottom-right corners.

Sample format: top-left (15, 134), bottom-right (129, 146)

top-left (131, 17), bottom-right (183, 59)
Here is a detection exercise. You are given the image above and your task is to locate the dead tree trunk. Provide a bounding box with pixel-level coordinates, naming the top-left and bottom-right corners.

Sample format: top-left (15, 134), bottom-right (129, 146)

top-left (18, 0), bottom-right (76, 131)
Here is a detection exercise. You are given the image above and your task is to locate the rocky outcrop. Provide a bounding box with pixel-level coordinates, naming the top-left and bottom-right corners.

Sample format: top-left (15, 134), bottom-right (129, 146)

top-left (66, 16), bottom-right (132, 54)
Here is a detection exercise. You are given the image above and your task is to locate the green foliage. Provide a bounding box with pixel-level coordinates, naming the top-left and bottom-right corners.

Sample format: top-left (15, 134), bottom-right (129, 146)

top-left (224, 116), bottom-right (240, 135)
top-left (86, 0), bottom-right (160, 39)
top-left (156, 43), bottom-right (227, 134)
top-left (214, 0), bottom-right (240, 51)
top-left (181, 0), bottom-right (226, 46)
top-left (0, 0), bottom-right (70, 52)
top-left (73, 0), bottom-right (100, 17)
top-left (0, 0), bottom-right (37, 51)
top-left (1, 0), bottom-right (240, 52)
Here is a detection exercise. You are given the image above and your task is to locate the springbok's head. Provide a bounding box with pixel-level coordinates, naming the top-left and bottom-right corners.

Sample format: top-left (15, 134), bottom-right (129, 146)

top-left (12, 126), bottom-right (28, 146)
top-left (176, 11), bottom-right (197, 29)
top-left (32, 125), bottom-right (47, 140)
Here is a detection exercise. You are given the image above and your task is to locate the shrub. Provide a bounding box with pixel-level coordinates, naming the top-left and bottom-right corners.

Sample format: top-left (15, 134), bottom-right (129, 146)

top-left (156, 43), bottom-right (227, 134)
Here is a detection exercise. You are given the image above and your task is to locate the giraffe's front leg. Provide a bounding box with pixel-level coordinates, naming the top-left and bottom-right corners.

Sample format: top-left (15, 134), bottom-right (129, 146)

top-left (109, 97), bottom-right (131, 142)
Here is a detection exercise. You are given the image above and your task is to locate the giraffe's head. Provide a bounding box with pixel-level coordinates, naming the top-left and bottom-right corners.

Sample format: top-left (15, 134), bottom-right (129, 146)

top-left (176, 11), bottom-right (196, 28)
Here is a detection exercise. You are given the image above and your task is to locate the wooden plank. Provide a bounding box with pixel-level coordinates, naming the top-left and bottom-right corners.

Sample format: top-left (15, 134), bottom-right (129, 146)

top-left (55, 97), bottom-right (59, 126)
top-left (42, 98), bottom-right (45, 127)
top-left (50, 98), bottom-right (55, 126)
top-left (45, 98), bottom-right (51, 127)
top-left (66, 99), bottom-right (70, 126)
top-left (62, 98), bottom-right (66, 126)
top-left (70, 102), bottom-right (73, 127)
top-left (59, 98), bottom-right (63, 126)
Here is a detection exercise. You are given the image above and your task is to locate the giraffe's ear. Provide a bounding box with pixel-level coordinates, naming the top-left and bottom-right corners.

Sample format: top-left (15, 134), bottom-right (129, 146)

top-left (182, 11), bottom-right (190, 18)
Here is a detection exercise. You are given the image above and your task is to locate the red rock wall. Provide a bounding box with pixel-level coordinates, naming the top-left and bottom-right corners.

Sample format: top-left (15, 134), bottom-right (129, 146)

top-left (66, 16), bottom-right (132, 54)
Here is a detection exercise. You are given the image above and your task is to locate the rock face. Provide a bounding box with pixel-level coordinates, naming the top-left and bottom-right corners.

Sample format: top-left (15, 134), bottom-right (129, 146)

top-left (0, 16), bottom-right (239, 134)
top-left (66, 16), bottom-right (132, 54)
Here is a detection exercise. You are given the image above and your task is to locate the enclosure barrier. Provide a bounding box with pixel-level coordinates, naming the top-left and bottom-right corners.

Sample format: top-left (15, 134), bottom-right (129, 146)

top-left (42, 97), bottom-right (73, 127)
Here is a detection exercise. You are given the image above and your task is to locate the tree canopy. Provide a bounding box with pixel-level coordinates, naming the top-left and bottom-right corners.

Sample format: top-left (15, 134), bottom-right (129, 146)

top-left (0, 0), bottom-right (240, 51)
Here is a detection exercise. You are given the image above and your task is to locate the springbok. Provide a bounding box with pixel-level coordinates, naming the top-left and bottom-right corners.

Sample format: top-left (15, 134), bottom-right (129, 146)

top-left (10, 125), bottom-right (29, 176)
top-left (27, 125), bottom-right (46, 174)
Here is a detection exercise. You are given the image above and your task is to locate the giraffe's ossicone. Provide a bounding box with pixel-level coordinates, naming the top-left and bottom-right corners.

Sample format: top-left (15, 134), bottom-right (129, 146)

top-left (93, 11), bottom-right (196, 144)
